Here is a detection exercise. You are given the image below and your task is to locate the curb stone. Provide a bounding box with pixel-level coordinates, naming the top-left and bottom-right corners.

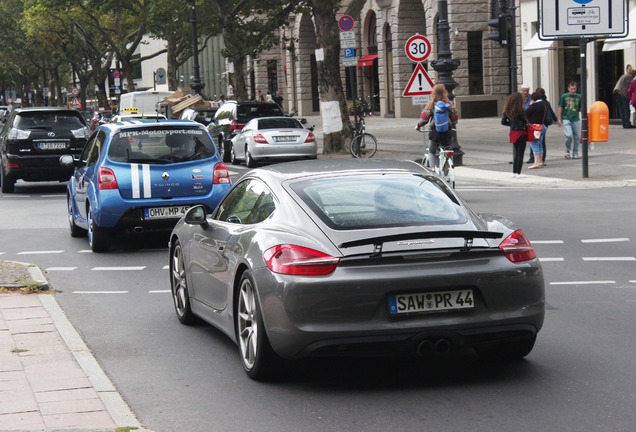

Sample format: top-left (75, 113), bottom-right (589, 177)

top-left (0, 260), bottom-right (50, 290)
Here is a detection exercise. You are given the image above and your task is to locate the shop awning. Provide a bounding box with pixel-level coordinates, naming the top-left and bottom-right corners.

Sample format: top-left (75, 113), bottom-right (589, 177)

top-left (523, 33), bottom-right (554, 57)
top-left (358, 54), bottom-right (378, 67)
top-left (602, 8), bottom-right (636, 52)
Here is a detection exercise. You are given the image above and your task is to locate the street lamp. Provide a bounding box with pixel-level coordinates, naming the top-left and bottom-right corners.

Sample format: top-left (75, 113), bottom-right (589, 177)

top-left (190, 2), bottom-right (205, 96)
top-left (430, 0), bottom-right (463, 165)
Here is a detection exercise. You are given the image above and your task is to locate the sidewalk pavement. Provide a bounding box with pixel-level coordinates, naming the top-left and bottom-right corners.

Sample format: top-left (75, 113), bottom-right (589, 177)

top-left (1, 113), bottom-right (635, 431)
top-left (0, 264), bottom-right (147, 432)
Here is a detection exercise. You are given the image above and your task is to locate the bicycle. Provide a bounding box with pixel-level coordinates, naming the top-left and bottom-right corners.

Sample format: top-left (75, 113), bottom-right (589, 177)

top-left (350, 116), bottom-right (377, 158)
top-left (418, 128), bottom-right (456, 188)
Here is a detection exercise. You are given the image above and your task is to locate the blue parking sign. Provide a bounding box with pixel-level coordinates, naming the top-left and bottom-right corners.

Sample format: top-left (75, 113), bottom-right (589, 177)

top-left (344, 48), bottom-right (355, 58)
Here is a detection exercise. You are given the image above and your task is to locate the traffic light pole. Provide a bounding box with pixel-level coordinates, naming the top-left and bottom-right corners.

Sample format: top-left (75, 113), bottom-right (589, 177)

top-left (507, 0), bottom-right (517, 92)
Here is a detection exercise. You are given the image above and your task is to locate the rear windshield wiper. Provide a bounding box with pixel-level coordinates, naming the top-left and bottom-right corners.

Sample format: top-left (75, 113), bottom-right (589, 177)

top-left (339, 230), bottom-right (503, 257)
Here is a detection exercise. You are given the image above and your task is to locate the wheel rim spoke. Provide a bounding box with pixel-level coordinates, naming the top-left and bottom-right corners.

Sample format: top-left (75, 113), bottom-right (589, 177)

top-left (238, 279), bottom-right (257, 368)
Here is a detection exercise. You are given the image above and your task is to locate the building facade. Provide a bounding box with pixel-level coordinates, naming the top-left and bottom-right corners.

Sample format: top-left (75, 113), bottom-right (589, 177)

top-left (173, 0), bottom-right (636, 122)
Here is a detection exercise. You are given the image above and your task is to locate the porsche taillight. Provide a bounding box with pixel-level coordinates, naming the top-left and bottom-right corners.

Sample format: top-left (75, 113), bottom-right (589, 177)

top-left (264, 244), bottom-right (340, 276)
top-left (213, 162), bottom-right (230, 184)
top-left (499, 230), bottom-right (536, 263)
top-left (98, 167), bottom-right (118, 190)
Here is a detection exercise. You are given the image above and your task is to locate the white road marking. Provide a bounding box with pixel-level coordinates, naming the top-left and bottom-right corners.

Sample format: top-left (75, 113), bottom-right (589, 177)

top-left (581, 238), bottom-right (630, 243)
top-left (582, 257), bottom-right (636, 261)
top-left (45, 195), bottom-right (66, 198)
top-left (47, 267), bottom-right (78, 271)
top-left (17, 250), bottom-right (64, 255)
top-left (539, 257), bottom-right (564, 262)
top-left (162, 265), bottom-right (169, 270)
top-left (91, 266), bottom-right (146, 271)
top-left (149, 290), bottom-right (171, 294)
top-left (550, 281), bottom-right (616, 285)
top-left (532, 240), bottom-right (564, 244)
top-left (78, 250), bottom-right (92, 253)
top-left (73, 291), bottom-right (128, 294)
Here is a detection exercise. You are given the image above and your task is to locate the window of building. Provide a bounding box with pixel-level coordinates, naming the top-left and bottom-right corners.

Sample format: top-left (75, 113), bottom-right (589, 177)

top-left (267, 60), bottom-right (278, 93)
top-left (467, 31), bottom-right (484, 95)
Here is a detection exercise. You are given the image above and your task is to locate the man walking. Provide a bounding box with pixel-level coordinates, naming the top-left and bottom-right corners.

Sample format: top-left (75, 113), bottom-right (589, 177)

top-left (613, 66), bottom-right (636, 128)
top-left (558, 81), bottom-right (582, 159)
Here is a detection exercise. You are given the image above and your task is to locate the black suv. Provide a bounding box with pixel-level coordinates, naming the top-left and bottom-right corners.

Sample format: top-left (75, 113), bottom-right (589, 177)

top-left (207, 101), bottom-right (283, 162)
top-left (0, 107), bottom-right (90, 193)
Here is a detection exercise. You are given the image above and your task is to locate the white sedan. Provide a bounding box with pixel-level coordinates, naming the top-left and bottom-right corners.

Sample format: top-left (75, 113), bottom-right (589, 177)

top-left (230, 116), bottom-right (317, 167)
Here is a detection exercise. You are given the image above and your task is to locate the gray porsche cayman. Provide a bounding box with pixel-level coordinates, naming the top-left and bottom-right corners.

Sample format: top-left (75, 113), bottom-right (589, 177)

top-left (169, 159), bottom-right (544, 380)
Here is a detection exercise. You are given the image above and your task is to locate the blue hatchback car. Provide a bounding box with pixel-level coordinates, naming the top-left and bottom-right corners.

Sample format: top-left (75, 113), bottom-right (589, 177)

top-left (61, 120), bottom-right (232, 252)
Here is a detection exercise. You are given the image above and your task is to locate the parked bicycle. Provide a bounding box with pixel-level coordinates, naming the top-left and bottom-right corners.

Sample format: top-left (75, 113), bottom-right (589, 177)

top-left (349, 116), bottom-right (377, 158)
top-left (418, 128), bottom-right (456, 188)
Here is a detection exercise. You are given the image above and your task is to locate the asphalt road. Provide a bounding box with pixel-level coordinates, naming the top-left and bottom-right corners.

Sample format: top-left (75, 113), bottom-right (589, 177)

top-left (1, 176), bottom-right (636, 431)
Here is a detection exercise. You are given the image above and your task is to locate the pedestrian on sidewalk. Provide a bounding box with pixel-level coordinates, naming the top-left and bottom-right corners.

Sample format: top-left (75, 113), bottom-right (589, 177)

top-left (558, 81), bottom-right (582, 159)
top-left (521, 84), bottom-right (531, 110)
top-left (527, 88), bottom-right (557, 166)
top-left (501, 92), bottom-right (529, 178)
top-left (613, 65), bottom-right (636, 128)
top-left (415, 84), bottom-right (458, 169)
top-left (627, 75), bottom-right (636, 123)
top-left (525, 91), bottom-right (551, 169)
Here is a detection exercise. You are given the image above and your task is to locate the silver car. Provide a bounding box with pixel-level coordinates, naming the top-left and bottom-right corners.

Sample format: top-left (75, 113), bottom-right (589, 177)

top-left (229, 116), bottom-right (317, 167)
top-left (169, 159), bottom-right (545, 380)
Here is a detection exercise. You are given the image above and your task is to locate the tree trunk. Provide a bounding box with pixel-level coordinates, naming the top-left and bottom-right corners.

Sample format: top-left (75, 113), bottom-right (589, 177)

top-left (229, 56), bottom-right (248, 101)
top-left (309, 0), bottom-right (351, 154)
top-left (166, 35), bottom-right (180, 91)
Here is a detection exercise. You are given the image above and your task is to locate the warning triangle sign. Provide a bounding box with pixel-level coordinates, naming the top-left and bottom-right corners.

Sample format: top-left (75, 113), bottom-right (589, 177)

top-left (403, 63), bottom-right (434, 97)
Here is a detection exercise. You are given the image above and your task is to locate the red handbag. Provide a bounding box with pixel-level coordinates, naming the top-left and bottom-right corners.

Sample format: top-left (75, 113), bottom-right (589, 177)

top-left (527, 124), bottom-right (542, 142)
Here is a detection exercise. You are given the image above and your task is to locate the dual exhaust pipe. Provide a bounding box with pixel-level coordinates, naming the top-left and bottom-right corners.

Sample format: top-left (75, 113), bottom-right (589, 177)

top-left (417, 338), bottom-right (452, 356)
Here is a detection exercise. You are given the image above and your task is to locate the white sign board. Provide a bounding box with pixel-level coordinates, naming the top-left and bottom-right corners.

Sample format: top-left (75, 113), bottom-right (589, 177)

top-left (403, 63), bottom-right (434, 97)
top-left (340, 31), bottom-right (356, 49)
top-left (539, 0), bottom-right (627, 39)
top-left (343, 57), bottom-right (359, 67)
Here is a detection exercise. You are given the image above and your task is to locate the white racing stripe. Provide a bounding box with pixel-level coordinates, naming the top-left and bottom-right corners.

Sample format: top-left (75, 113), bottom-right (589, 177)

top-left (142, 164), bottom-right (151, 198)
top-left (131, 163), bottom-right (140, 198)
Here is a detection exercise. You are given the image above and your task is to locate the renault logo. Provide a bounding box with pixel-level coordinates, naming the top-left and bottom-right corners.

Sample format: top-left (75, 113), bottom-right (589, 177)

top-left (162, 172), bottom-right (170, 181)
top-left (48, 132), bottom-right (55, 137)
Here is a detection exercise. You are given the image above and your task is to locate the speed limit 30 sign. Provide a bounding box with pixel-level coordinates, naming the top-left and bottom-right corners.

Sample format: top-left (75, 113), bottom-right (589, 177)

top-left (405, 34), bottom-right (431, 63)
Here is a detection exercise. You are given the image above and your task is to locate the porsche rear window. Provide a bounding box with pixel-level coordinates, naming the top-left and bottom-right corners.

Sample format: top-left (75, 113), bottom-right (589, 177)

top-left (291, 175), bottom-right (467, 229)
top-left (108, 128), bottom-right (215, 164)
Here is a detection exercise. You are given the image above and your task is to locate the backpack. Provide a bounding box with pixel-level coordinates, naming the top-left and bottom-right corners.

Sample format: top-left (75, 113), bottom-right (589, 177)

top-left (434, 101), bottom-right (451, 133)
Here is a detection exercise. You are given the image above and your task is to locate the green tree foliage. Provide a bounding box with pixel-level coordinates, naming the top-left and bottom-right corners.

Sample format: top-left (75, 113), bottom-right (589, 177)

top-left (203, 0), bottom-right (299, 101)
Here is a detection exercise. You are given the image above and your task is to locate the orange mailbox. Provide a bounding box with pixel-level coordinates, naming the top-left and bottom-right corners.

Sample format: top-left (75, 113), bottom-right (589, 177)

top-left (588, 101), bottom-right (609, 142)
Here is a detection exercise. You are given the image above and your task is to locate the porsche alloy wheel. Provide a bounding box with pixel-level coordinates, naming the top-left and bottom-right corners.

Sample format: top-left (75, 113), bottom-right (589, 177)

top-left (236, 271), bottom-right (278, 380)
top-left (171, 241), bottom-right (196, 324)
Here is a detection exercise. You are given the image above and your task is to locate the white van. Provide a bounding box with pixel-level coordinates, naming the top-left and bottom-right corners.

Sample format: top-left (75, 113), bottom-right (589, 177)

top-left (118, 89), bottom-right (172, 115)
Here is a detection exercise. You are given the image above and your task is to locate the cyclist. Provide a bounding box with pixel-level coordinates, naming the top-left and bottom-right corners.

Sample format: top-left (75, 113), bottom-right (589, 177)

top-left (415, 84), bottom-right (458, 168)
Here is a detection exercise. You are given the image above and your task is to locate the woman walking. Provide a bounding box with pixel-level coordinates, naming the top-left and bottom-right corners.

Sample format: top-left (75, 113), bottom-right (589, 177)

top-left (501, 92), bottom-right (529, 178)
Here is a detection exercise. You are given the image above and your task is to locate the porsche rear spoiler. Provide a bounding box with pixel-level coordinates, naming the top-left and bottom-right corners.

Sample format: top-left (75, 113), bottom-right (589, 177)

top-left (338, 230), bottom-right (504, 257)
